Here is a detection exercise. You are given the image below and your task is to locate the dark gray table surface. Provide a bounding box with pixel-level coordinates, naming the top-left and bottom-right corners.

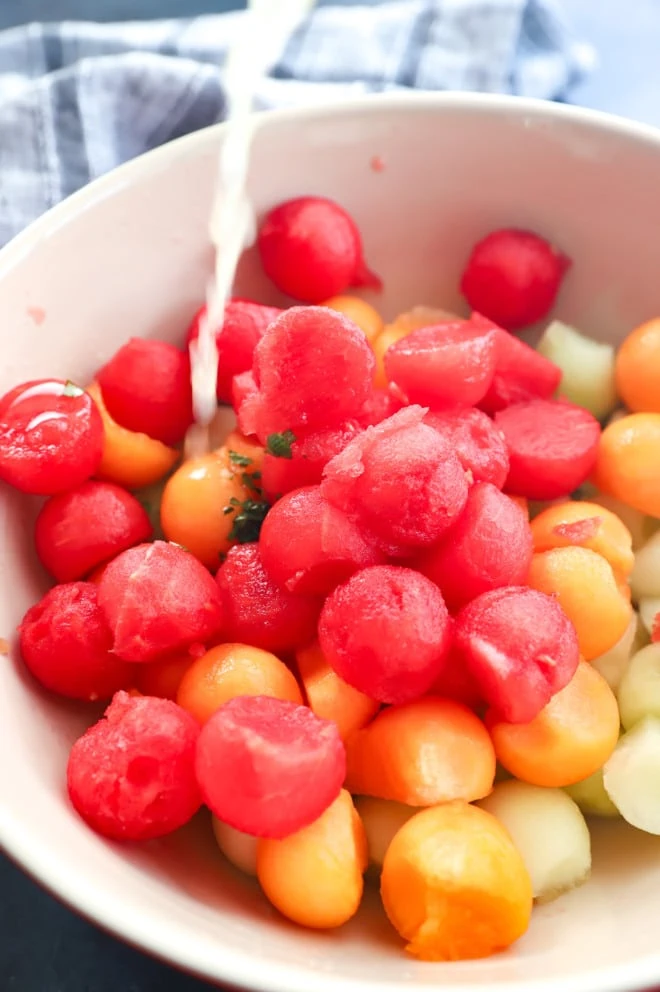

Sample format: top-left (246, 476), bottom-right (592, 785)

top-left (2, 1), bottom-right (660, 990)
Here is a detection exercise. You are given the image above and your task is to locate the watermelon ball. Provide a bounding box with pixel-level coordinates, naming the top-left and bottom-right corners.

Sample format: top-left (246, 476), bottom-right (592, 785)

top-left (216, 543), bottom-right (320, 654)
top-left (67, 690), bottom-right (201, 841)
top-left (454, 586), bottom-right (580, 724)
top-left (321, 406), bottom-right (470, 557)
top-left (237, 307), bottom-right (376, 442)
top-left (475, 314), bottom-right (563, 414)
top-left (495, 399), bottom-right (601, 500)
top-left (384, 318), bottom-right (497, 409)
top-left (259, 485), bottom-right (384, 596)
top-left (185, 299), bottom-right (281, 405)
top-left (318, 564), bottom-right (452, 705)
top-left (260, 421), bottom-right (362, 502)
top-left (18, 582), bottom-right (134, 701)
top-left (96, 338), bottom-right (194, 445)
top-left (424, 407), bottom-right (510, 490)
top-left (195, 694), bottom-right (346, 838)
top-left (460, 229), bottom-right (571, 330)
top-left (414, 483), bottom-right (533, 613)
top-left (35, 480), bottom-right (153, 583)
top-left (97, 540), bottom-right (224, 662)
top-left (0, 379), bottom-right (103, 496)
top-left (257, 196), bottom-right (381, 304)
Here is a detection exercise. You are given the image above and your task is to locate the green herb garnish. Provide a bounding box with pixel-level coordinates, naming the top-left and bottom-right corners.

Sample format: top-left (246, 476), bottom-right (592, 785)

top-left (228, 449), bottom-right (253, 468)
top-left (228, 497), bottom-right (270, 544)
top-left (223, 496), bottom-right (242, 516)
top-left (266, 430), bottom-right (296, 459)
top-left (241, 471), bottom-right (264, 495)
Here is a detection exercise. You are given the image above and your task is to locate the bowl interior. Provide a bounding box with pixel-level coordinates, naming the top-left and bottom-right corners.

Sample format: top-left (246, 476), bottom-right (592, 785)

top-left (2, 95), bottom-right (660, 992)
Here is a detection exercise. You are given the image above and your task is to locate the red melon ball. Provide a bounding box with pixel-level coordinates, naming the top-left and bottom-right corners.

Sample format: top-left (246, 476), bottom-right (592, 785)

top-left (259, 485), bottom-right (384, 597)
top-left (35, 480), bottom-right (152, 583)
top-left (195, 695), bottom-right (346, 838)
top-left (97, 338), bottom-right (193, 445)
top-left (236, 307), bottom-right (375, 442)
top-left (318, 564), bottom-right (452, 705)
top-left (453, 586), bottom-right (580, 724)
top-left (97, 541), bottom-right (224, 662)
top-left (384, 317), bottom-right (497, 409)
top-left (67, 691), bottom-right (201, 841)
top-left (414, 483), bottom-right (533, 613)
top-left (257, 196), bottom-right (381, 303)
top-left (19, 582), bottom-right (135, 702)
top-left (321, 406), bottom-right (470, 557)
top-left (216, 543), bottom-right (320, 653)
top-left (495, 398), bottom-right (601, 500)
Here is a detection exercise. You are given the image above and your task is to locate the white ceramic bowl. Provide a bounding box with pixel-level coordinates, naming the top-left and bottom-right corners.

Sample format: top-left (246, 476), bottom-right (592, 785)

top-left (2, 92), bottom-right (660, 992)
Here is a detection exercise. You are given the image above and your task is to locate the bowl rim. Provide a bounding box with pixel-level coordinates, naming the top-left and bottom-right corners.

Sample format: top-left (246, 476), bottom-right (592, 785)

top-left (2, 90), bottom-right (660, 992)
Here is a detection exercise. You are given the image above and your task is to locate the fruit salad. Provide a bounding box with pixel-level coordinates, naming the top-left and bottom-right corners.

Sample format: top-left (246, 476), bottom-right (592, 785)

top-left (4, 196), bottom-right (660, 963)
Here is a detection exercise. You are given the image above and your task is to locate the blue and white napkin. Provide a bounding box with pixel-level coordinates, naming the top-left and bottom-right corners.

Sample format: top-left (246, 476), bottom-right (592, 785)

top-left (0, 0), bottom-right (593, 246)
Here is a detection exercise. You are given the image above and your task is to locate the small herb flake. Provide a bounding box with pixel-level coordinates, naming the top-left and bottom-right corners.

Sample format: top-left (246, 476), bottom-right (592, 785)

top-left (63, 380), bottom-right (84, 398)
top-left (266, 430), bottom-right (296, 459)
top-left (228, 497), bottom-right (270, 544)
top-left (241, 471), bottom-right (263, 493)
top-left (222, 496), bottom-right (243, 516)
top-left (228, 449), bottom-right (253, 468)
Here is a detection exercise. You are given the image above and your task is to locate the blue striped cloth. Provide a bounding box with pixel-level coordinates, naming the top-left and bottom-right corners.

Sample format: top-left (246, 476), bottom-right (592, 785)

top-left (0, 0), bottom-right (593, 247)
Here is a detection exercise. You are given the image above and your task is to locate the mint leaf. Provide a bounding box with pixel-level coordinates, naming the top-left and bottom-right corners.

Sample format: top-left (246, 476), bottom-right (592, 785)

top-left (228, 449), bottom-right (253, 467)
top-left (266, 430), bottom-right (296, 459)
top-left (228, 498), bottom-right (270, 544)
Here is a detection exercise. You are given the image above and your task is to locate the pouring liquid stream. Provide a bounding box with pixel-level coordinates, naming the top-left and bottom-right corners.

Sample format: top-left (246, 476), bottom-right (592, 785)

top-left (186, 0), bottom-right (316, 458)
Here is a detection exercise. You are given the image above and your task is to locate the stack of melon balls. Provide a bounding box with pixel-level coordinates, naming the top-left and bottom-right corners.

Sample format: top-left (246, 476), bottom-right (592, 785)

top-left (4, 195), bottom-right (660, 962)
